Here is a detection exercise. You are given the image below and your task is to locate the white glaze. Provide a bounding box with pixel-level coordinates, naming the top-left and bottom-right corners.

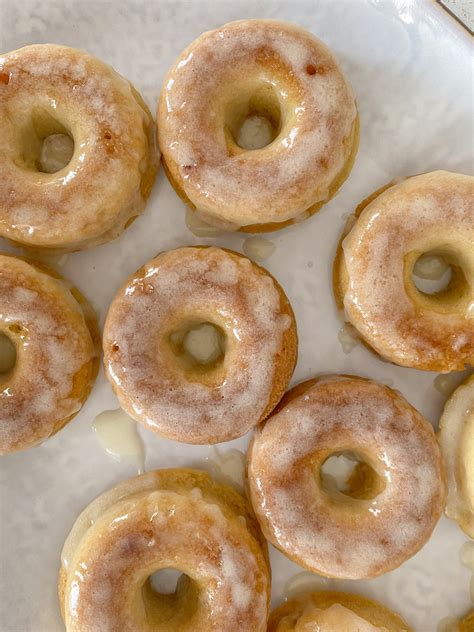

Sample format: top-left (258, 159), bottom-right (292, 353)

top-left (0, 44), bottom-right (158, 252)
top-left (61, 470), bottom-right (269, 631)
top-left (92, 408), bottom-right (145, 474)
top-left (283, 571), bottom-right (328, 599)
top-left (248, 377), bottom-right (445, 578)
top-left (342, 171), bottom-right (474, 370)
top-left (438, 375), bottom-right (474, 537)
top-left (185, 208), bottom-right (223, 237)
top-left (460, 541), bottom-right (474, 572)
top-left (205, 447), bottom-right (246, 490)
top-left (337, 322), bottom-right (359, 354)
top-left (103, 247), bottom-right (294, 443)
top-left (158, 19), bottom-right (357, 228)
top-left (242, 236), bottom-right (276, 261)
top-left (0, 255), bottom-right (96, 453)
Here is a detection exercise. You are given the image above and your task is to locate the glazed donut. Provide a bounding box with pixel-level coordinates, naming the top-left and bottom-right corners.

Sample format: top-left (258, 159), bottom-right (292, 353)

top-left (438, 374), bottom-right (474, 537)
top-left (158, 19), bottom-right (358, 232)
top-left (0, 44), bottom-right (158, 253)
top-left (103, 246), bottom-right (297, 444)
top-left (59, 468), bottom-right (270, 632)
top-left (247, 375), bottom-right (446, 579)
top-left (333, 171), bottom-right (474, 372)
top-left (0, 254), bottom-right (99, 453)
top-left (268, 591), bottom-right (412, 632)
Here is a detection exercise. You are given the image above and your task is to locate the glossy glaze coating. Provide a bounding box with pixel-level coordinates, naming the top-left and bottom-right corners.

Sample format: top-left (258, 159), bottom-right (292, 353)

top-left (103, 247), bottom-right (297, 444)
top-left (0, 255), bottom-right (99, 453)
top-left (248, 376), bottom-right (446, 579)
top-left (334, 171), bottom-right (474, 372)
top-left (158, 19), bottom-right (358, 231)
top-left (59, 468), bottom-right (270, 632)
top-left (0, 44), bottom-right (158, 252)
top-left (438, 374), bottom-right (474, 537)
top-left (268, 591), bottom-right (412, 632)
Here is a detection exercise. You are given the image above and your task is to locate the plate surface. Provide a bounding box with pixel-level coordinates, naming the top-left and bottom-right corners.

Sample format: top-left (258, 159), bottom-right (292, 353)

top-left (0, 1), bottom-right (472, 630)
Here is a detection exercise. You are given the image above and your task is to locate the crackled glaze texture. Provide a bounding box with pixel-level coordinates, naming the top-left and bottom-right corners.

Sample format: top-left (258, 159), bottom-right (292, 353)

top-left (158, 19), bottom-right (358, 231)
top-left (338, 171), bottom-right (474, 372)
top-left (0, 255), bottom-right (98, 453)
top-left (248, 376), bottom-right (446, 579)
top-left (103, 247), bottom-right (297, 444)
top-left (0, 44), bottom-right (158, 253)
top-left (59, 469), bottom-right (270, 632)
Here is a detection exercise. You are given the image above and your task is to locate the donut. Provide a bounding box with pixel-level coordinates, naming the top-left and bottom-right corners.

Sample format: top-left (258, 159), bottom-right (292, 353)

top-left (103, 246), bottom-right (297, 444)
top-left (0, 254), bottom-right (99, 453)
top-left (59, 468), bottom-right (270, 632)
top-left (247, 375), bottom-right (446, 579)
top-left (158, 19), bottom-right (358, 232)
top-left (438, 374), bottom-right (474, 537)
top-left (333, 171), bottom-right (474, 372)
top-left (268, 591), bottom-right (412, 632)
top-left (460, 611), bottom-right (474, 632)
top-left (0, 44), bottom-right (158, 253)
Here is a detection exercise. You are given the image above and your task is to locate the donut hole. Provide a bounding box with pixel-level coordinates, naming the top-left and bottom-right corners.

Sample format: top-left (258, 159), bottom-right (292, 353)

top-left (226, 84), bottom-right (282, 151)
top-left (168, 322), bottom-right (227, 373)
top-left (17, 107), bottom-right (75, 174)
top-left (320, 451), bottom-right (385, 501)
top-left (143, 568), bottom-right (199, 625)
top-left (410, 250), bottom-right (469, 307)
top-left (149, 568), bottom-right (186, 595)
top-left (412, 253), bottom-right (452, 294)
top-left (0, 332), bottom-right (17, 382)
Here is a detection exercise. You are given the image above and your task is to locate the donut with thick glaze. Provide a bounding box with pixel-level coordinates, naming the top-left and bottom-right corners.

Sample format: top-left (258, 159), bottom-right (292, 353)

top-left (0, 44), bottom-right (158, 253)
top-left (333, 171), bottom-right (474, 372)
top-left (158, 19), bottom-right (358, 232)
top-left (0, 254), bottom-right (99, 453)
top-left (247, 375), bottom-right (446, 579)
top-left (103, 246), bottom-right (297, 444)
top-left (59, 468), bottom-right (270, 632)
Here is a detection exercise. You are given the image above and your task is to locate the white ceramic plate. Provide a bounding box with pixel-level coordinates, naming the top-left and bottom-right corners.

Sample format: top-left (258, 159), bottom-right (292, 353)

top-left (1, 1), bottom-right (472, 630)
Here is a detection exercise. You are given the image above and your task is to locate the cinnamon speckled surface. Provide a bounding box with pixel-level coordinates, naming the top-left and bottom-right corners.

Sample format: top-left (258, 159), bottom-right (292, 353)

top-left (0, 1), bottom-right (472, 631)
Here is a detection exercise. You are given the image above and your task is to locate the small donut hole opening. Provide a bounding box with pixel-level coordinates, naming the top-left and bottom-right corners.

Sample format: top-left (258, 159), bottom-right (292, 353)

top-left (149, 568), bottom-right (184, 596)
top-left (143, 568), bottom-right (199, 625)
top-left (411, 251), bottom-right (468, 303)
top-left (168, 322), bottom-right (226, 372)
top-left (0, 332), bottom-right (17, 381)
top-left (226, 85), bottom-right (282, 151)
top-left (412, 253), bottom-right (452, 294)
top-left (17, 107), bottom-right (75, 174)
top-left (320, 451), bottom-right (385, 501)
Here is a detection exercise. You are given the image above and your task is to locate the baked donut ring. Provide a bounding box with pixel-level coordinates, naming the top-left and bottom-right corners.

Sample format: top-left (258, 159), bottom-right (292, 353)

top-left (0, 44), bottom-right (158, 253)
top-left (103, 246), bottom-right (297, 444)
top-left (438, 374), bottom-right (474, 537)
top-left (247, 375), bottom-right (446, 579)
top-left (0, 254), bottom-right (99, 453)
top-left (158, 19), bottom-right (358, 232)
top-left (59, 468), bottom-right (270, 632)
top-left (268, 591), bottom-right (412, 632)
top-left (333, 171), bottom-right (474, 372)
